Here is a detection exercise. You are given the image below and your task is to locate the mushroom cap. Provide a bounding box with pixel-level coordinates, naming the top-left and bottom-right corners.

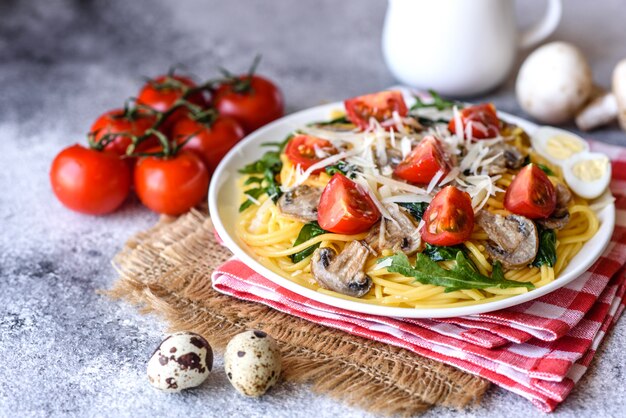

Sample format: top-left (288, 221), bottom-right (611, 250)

top-left (612, 59), bottom-right (626, 130)
top-left (516, 42), bottom-right (593, 124)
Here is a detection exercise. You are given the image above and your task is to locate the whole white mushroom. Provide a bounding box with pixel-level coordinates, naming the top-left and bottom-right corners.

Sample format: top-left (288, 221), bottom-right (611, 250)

top-left (516, 42), bottom-right (593, 124)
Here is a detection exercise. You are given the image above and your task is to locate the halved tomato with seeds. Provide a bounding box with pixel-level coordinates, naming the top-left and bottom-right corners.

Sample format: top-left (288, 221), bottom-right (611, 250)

top-left (284, 134), bottom-right (337, 173)
top-left (448, 103), bottom-right (500, 140)
top-left (394, 136), bottom-right (449, 185)
top-left (344, 91), bottom-right (408, 130)
top-left (421, 186), bottom-right (474, 246)
top-left (504, 164), bottom-right (556, 219)
top-left (317, 174), bottom-right (381, 234)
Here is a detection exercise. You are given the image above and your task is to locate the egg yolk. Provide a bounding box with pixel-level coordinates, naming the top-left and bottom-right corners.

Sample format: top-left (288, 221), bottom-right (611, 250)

top-left (572, 157), bottom-right (609, 181)
top-left (546, 134), bottom-right (585, 160)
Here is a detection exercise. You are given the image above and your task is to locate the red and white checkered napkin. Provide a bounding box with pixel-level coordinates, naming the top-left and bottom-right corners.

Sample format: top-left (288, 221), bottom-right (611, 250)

top-left (211, 141), bottom-right (626, 412)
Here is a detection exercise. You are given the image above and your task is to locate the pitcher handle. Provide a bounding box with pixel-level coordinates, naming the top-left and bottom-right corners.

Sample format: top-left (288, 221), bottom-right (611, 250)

top-left (519, 0), bottom-right (562, 49)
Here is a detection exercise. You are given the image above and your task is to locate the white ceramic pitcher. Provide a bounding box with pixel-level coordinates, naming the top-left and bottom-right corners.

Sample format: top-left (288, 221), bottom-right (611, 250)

top-left (382, 0), bottom-right (562, 97)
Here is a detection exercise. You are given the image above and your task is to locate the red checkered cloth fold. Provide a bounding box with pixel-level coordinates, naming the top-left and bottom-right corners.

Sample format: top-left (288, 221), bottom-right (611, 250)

top-left (212, 141), bottom-right (626, 412)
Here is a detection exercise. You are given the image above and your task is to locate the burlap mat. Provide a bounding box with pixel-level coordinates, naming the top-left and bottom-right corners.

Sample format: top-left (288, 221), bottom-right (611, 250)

top-left (106, 208), bottom-right (490, 416)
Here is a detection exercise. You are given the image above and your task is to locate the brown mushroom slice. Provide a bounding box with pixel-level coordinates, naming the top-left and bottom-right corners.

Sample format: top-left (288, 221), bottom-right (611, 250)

top-left (537, 183), bottom-right (572, 230)
top-left (486, 143), bottom-right (526, 175)
top-left (310, 240), bottom-right (372, 297)
top-left (277, 185), bottom-right (322, 223)
top-left (365, 203), bottom-right (421, 255)
top-left (476, 211), bottom-right (539, 269)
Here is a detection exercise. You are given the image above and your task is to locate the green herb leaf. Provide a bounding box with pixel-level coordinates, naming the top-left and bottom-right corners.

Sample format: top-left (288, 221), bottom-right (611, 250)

top-left (289, 222), bottom-right (328, 263)
top-left (532, 228), bottom-right (557, 268)
top-left (536, 163), bottom-right (555, 177)
top-left (384, 252), bottom-right (534, 292)
top-left (491, 261), bottom-right (505, 281)
top-left (422, 243), bottom-right (464, 262)
top-left (410, 90), bottom-right (459, 111)
top-left (244, 176), bottom-right (264, 185)
top-left (238, 187), bottom-right (266, 212)
top-left (264, 168), bottom-right (282, 203)
top-left (398, 202), bottom-right (429, 222)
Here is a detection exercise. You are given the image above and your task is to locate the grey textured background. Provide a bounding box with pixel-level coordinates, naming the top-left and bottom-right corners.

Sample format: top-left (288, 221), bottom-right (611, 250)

top-left (1, 1), bottom-right (625, 417)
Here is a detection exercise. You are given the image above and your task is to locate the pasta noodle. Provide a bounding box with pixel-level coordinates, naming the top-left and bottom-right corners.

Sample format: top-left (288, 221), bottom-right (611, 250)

top-left (235, 113), bottom-right (600, 309)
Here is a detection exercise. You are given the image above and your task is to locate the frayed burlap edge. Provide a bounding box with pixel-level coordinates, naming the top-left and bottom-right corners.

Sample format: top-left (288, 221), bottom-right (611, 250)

top-left (105, 208), bottom-right (490, 416)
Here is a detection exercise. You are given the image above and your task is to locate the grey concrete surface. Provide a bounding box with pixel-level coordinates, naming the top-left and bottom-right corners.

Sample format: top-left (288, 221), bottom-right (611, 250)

top-left (1, 1), bottom-right (625, 417)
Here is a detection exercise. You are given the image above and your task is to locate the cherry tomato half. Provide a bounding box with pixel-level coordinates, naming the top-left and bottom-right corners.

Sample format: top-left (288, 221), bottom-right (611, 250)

top-left (317, 174), bottom-right (381, 234)
top-left (344, 90), bottom-right (408, 130)
top-left (215, 75), bottom-right (284, 134)
top-left (172, 115), bottom-right (245, 173)
top-left (137, 75), bottom-right (206, 132)
top-left (504, 164), bottom-right (556, 219)
top-left (90, 109), bottom-right (158, 156)
top-left (421, 186), bottom-right (474, 246)
top-left (394, 136), bottom-right (449, 185)
top-left (50, 144), bottom-right (131, 215)
top-left (134, 151), bottom-right (210, 215)
top-left (284, 134), bottom-right (337, 173)
top-left (448, 103), bottom-right (500, 140)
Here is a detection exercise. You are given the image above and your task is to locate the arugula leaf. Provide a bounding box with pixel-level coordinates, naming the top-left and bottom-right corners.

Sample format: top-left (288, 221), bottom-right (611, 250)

top-left (410, 89), bottom-right (459, 111)
top-left (239, 135), bottom-right (292, 211)
top-left (532, 228), bottom-right (557, 268)
top-left (491, 261), bottom-right (505, 281)
top-left (384, 252), bottom-right (534, 292)
top-left (238, 187), bottom-right (266, 212)
top-left (422, 244), bottom-right (464, 262)
top-left (536, 163), bottom-right (555, 177)
top-left (399, 202), bottom-right (429, 222)
top-left (289, 222), bottom-right (328, 263)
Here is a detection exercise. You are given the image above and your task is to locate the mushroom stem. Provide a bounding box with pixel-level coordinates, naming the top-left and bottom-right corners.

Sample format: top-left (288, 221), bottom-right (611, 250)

top-left (575, 92), bottom-right (618, 131)
top-left (613, 59), bottom-right (626, 131)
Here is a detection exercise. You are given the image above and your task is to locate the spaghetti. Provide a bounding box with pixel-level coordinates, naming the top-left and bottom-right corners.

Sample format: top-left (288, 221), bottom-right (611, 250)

top-left (236, 98), bottom-right (600, 309)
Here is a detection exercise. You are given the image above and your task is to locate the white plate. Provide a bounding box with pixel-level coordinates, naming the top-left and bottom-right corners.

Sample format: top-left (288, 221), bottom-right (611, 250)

top-left (208, 97), bottom-right (615, 319)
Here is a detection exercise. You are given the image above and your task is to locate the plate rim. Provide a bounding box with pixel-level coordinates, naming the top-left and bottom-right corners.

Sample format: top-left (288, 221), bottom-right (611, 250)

top-left (208, 98), bottom-right (616, 319)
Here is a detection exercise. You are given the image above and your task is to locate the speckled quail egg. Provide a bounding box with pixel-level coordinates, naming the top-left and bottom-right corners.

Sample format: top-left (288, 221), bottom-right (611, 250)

top-left (147, 331), bottom-right (213, 393)
top-left (224, 330), bottom-right (282, 397)
top-left (562, 152), bottom-right (612, 199)
top-left (530, 126), bottom-right (590, 167)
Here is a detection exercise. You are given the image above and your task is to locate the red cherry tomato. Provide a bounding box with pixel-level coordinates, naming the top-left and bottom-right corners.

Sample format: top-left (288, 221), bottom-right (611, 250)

top-left (171, 115), bottom-right (245, 173)
top-left (317, 174), bottom-right (381, 234)
top-left (90, 109), bottom-right (158, 156)
top-left (394, 136), bottom-right (449, 185)
top-left (50, 144), bottom-right (131, 215)
top-left (448, 103), bottom-right (500, 140)
top-left (421, 186), bottom-right (475, 246)
top-left (137, 75), bottom-right (205, 131)
top-left (284, 134), bottom-right (337, 173)
top-left (504, 164), bottom-right (556, 219)
top-left (134, 151), bottom-right (210, 215)
top-left (214, 75), bottom-right (284, 133)
top-left (344, 90), bottom-right (408, 130)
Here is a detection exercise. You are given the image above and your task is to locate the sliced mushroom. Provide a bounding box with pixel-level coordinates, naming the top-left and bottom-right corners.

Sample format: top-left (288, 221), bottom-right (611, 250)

top-left (486, 143), bottom-right (526, 175)
top-left (365, 203), bottom-right (421, 255)
top-left (277, 185), bottom-right (322, 223)
top-left (476, 211), bottom-right (538, 269)
top-left (537, 183), bottom-right (572, 230)
top-left (310, 240), bottom-right (372, 297)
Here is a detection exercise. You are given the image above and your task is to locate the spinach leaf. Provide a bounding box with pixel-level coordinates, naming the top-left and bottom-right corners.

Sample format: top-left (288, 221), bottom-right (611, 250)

top-left (384, 252), bottom-right (534, 292)
top-left (532, 228), bottom-right (557, 268)
top-left (398, 202), bottom-right (429, 222)
top-left (422, 244), bottom-right (465, 262)
top-left (414, 116), bottom-right (451, 127)
top-left (238, 187), bottom-right (267, 212)
top-left (410, 89), bottom-right (459, 111)
top-left (289, 222), bottom-right (328, 263)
